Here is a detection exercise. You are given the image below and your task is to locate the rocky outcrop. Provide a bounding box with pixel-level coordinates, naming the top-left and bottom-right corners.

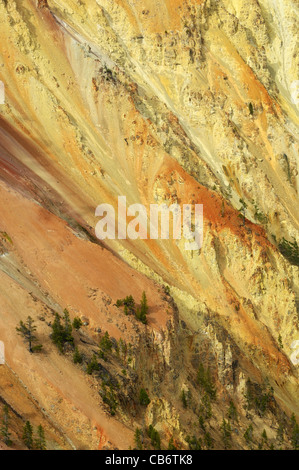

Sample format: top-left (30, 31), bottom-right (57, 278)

top-left (0, 0), bottom-right (298, 449)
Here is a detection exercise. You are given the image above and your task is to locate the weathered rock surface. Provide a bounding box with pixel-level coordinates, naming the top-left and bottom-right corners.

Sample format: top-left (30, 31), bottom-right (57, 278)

top-left (0, 0), bottom-right (298, 450)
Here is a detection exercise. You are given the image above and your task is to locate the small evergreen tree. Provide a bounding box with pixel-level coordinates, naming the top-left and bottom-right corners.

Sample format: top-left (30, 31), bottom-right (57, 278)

top-left (147, 425), bottom-right (161, 450)
top-left (22, 421), bottom-right (33, 449)
top-left (278, 334), bottom-right (283, 349)
top-left (35, 425), bottom-right (46, 450)
top-left (140, 291), bottom-right (148, 321)
top-left (101, 384), bottom-right (118, 416)
top-left (87, 355), bottom-right (99, 375)
top-left (168, 437), bottom-right (176, 450)
top-left (1, 405), bottom-right (12, 446)
top-left (139, 388), bottom-right (150, 406)
top-left (51, 313), bottom-right (65, 352)
top-left (63, 309), bottom-right (74, 345)
top-left (197, 363), bottom-right (216, 400)
top-left (99, 331), bottom-right (112, 352)
top-left (73, 347), bottom-right (83, 364)
top-left (181, 389), bottom-right (188, 408)
top-left (221, 419), bottom-right (232, 449)
top-left (227, 400), bottom-right (238, 422)
top-left (51, 311), bottom-right (74, 352)
top-left (291, 413), bottom-right (299, 450)
top-left (72, 317), bottom-right (83, 331)
top-left (16, 316), bottom-right (42, 353)
top-left (134, 428), bottom-right (143, 450)
top-left (244, 424), bottom-right (254, 447)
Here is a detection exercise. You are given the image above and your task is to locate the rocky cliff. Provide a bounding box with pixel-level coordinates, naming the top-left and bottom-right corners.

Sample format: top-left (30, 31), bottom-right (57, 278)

top-left (0, 0), bottom-right (298, 450)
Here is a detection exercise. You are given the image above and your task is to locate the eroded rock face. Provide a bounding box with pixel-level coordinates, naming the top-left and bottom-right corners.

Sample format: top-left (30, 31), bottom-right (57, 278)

top-left (0, 0), bottom-right (298, 450)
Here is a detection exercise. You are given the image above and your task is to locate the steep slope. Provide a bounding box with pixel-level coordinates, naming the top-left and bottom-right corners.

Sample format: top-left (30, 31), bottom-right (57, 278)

top-left (0, 0), bottom-right (298, 450)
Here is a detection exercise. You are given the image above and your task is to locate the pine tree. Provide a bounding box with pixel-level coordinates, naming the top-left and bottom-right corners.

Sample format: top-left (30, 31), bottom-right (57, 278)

top-left (221, 419), bottom-right (232, 449)
top-left (73, 347), bottom-right (83, 364)
top-left (35, 425), bottom-right (46, 450)
top-left (227, 400), bottom-right (238, 422)
top-left (22, 421), bottom-right (33, 449)
top-left (16, 316), bottom-right (42, 353)
top-left (63, 309), bottom-right (74, 344)
top-left (72, 317), bottom-right (83, 331)
top-left (244, 424), bottom-right (254, 447)
top-left (99, 331), bottom-right (112, 352)
top-left (1, 405), bottom-right (12, 447)
top-left (86, 355), bottom-right (99, 375)
top-left (139, 389), bottom-right (150, 406)
top-left (136, 292), bottom-right (148, 324)
top-left (51, 313), bottom-right (65, 352)
top-left (134, 428), bottom-right (143, 450)
top-left (181, 389), bottom-right (188, 409)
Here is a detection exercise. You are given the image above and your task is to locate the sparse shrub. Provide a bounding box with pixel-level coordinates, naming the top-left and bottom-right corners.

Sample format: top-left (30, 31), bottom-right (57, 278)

top-left (51, 310), bottom-right (74, 353)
